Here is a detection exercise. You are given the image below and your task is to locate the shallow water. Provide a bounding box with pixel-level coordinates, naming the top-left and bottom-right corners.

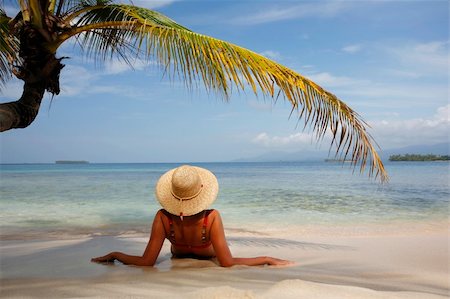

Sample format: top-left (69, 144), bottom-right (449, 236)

top-left (1, 233), bottom-right (448, 298)
top-left (0, 162), bottom-right (449, 239)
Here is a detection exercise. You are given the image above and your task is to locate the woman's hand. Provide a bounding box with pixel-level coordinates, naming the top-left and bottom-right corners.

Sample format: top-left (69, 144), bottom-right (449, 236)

top-left (91, 252), bottom-right (116, 263)
top-left (265, 257), bottom-right (295, 266)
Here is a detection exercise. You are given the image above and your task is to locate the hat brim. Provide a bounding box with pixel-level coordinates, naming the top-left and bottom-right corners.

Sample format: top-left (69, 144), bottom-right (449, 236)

top-left (155, 166), bottom-right (219, 216)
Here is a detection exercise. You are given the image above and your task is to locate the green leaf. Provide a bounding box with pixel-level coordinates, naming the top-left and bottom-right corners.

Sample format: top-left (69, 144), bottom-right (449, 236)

top-left (0, 8), bottom-right (20, 86)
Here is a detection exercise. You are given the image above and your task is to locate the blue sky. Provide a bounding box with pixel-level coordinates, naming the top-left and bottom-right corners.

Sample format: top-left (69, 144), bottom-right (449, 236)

top-left (1, 0), bottom-right (449, 163)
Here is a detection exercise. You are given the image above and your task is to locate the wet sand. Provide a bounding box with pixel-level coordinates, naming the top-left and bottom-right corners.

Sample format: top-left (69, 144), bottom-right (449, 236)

top-left (1, 223), bottom-right (448, 298)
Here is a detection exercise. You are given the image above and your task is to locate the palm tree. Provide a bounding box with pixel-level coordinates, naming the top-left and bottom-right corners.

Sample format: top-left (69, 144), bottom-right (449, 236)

top-left (0, 0), bottom-right (387, 182)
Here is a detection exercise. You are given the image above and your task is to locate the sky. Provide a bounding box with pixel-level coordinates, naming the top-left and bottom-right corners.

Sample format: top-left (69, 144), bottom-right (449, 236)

top-left (0, 0), bottom-right (449, 163)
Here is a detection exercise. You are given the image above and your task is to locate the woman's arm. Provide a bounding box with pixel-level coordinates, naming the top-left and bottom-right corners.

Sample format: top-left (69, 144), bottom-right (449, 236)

top-left (91, 210), bottom-right (166, 266)
top-left (91, 251), bottom-right (152, 266)
top-left (210, 211), bottom-right (292, 267)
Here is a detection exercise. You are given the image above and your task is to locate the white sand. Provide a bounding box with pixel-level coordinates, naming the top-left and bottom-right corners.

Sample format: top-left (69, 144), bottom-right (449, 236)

top-left (1, 223), bottom-right (448, 298)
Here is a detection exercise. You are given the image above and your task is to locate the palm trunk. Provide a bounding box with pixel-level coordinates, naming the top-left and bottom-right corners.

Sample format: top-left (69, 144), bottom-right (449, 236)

top-left (0, 81), bottom-right (45, 131)
top-left (0, 22), bottom-right (64, 132)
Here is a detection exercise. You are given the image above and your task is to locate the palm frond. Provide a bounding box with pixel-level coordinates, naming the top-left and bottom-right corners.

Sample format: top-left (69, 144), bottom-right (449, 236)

top-left (58, 0), bottom-right (114, 18)
top-left (0, 8), bottom-right (20, 86)
top-left (58, 4), bottom-right (388, 182)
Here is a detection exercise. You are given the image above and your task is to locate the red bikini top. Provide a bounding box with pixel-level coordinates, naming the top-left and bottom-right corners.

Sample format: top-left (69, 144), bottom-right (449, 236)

top-left (162, 209), bottom-right (213, 249)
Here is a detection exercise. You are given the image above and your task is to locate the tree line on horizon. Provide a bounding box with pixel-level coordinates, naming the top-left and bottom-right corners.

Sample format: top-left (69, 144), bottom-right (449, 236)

top-left (389, 154), bottom-right (450, 161)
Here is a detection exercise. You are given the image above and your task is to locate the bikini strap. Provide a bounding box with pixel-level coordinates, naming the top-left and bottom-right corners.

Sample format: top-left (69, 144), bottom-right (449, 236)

top-left (170, 218), bottom-right (176, 241)
top-left (162, 209), bottom-right (175, 242)
top-left (201, 209), bottom-right (212, 244)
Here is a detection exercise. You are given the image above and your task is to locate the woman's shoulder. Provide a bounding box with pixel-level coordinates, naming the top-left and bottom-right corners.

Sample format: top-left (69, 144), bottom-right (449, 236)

top-left (206, 209), bottom-right (219, 215)
top-left (156, 209), bottom-right (172, 220)
top-left (157, 208), bottom-right (167, 215)
top-left (206, 209), bottom-right (221, 223)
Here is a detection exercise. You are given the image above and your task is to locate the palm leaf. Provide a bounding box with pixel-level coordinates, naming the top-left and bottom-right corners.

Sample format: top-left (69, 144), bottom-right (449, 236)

top-left (57, 4), bottom-right (388, 182)
top-left (0, 8), bottom-right (20, 86)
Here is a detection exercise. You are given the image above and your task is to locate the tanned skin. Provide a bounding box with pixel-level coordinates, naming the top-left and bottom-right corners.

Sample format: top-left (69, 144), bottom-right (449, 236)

top-left (91, 210), bottom-right (292, 267)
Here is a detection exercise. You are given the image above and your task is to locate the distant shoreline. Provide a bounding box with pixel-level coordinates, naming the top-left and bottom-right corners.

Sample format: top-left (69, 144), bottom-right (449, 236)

top-left (55, 160), bottom-right (89, 164)
top-left (389, 154), bottom-right (450, 162)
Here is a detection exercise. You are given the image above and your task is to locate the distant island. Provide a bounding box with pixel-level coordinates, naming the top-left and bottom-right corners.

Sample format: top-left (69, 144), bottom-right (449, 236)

top-left (55, 160), bottom-right (89, 164)
top-left (389, 154), bottom-right (450, 161)
top-left (324, 159), bottom-right (353, 163)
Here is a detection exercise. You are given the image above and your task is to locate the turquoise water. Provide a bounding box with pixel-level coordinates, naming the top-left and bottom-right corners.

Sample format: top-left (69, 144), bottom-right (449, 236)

top-left (0, 162), bottom-right (449, 238)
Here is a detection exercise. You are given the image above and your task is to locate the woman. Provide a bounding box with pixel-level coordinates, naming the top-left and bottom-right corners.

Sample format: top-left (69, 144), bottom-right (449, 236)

top-left (91, 165), bottom-right (291, 267)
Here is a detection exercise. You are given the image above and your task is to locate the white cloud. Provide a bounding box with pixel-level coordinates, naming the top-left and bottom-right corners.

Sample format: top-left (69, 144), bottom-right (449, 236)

top-left (342, 44), bottom-right (363, 54)
top-left (252, 106), bottom-right (450, 152)
top-left (303, 70), bottom-right (447, 109)
top-left (252, 132), bottom-right (316, 148)
top-left (260, 50), bottom-right (282, 61)
top-left (233, 1), bottom-right (347, 25)
top-left (59, 65), bottom-right (96, 96)
top-left (383, 69), bottom-right (421, 79)
top-left (370, 105), bottom-right (450, 148)
top-left (248, 100), bottom-right (273, 111)
top-left (103, 58), bottom-right (150, 75)
top-left (132, 0), bottom-right (178, 9)
top-left (88, 85), bottom-right (144, 98)
top-left (341, 82), bottom-right (447, 104)
top-left (306, 72), bottom-right (367, 88)
top-left (332, 40), bottom-right (447, 80)
top-left (104, 60), bottom-right (132, 75)
top-left (58, 63), bottom-right (151, 99)
top-left (382, 41), bottom-right (449, 77)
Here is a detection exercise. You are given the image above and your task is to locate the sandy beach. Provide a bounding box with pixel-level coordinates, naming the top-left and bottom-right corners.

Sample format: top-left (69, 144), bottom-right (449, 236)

top-left (1, 222), bottom-right (448, 299)
top-left (2, 161), bottom-right (449, 298)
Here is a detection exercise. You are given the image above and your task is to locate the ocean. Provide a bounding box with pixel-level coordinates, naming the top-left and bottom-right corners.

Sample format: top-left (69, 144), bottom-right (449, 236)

top-left (0, 161), bottom-right (449, 240)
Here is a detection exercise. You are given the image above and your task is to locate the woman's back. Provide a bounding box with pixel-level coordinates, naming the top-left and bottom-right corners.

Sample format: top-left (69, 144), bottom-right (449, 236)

top-left (160, 209), bottom-right (216, 258)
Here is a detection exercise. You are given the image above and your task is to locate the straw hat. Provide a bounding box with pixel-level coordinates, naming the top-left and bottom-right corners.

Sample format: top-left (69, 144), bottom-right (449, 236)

top-left (155, 165), bottom-right (219, 217)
